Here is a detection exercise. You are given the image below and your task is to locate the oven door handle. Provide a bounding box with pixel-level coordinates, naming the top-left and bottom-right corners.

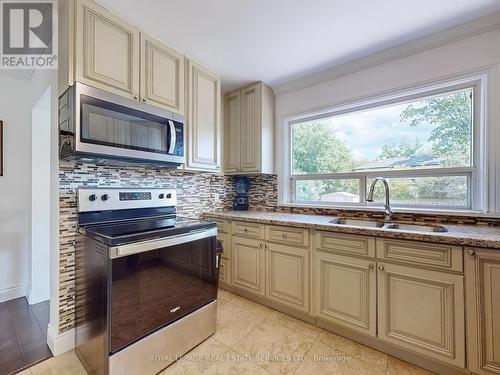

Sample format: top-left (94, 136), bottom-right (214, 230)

top-left (109, 227), bottom-right (217, 259)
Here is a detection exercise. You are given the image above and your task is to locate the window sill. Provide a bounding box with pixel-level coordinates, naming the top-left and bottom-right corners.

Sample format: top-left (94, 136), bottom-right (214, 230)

top-left (278, 202), bottom-right (499, 218)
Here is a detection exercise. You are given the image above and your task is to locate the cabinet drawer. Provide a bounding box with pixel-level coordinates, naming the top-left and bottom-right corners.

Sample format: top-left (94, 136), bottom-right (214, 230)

top-left (232, 221), bottom-right (265, 239)
top-left (376, 239), bottom-right (463, 272)
top-left (266, 225), bottom-right (310, 247)
top-left (217, 233), bottom-right (231, 260)
top-left (209, 218), bottom-right (229, 234)
top-left (316, 232), bottom-right (375, 258)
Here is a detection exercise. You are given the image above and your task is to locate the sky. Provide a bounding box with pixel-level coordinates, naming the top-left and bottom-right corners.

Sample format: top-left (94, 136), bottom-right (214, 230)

top-left (323, 102), bottom-right (436, 161)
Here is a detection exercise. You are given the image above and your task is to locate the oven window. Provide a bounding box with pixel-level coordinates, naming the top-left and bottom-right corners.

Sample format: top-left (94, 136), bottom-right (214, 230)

top-left (110, 237), bottom-right (217, 353)
top-left (80, 95), bottom-right (170, 154)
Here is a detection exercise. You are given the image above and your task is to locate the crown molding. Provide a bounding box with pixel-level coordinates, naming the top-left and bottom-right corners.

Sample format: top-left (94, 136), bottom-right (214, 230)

top-left (273, 11), bottom-right (500, 95)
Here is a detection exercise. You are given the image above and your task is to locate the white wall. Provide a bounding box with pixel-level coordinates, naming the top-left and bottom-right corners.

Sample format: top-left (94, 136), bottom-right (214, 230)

top-left (30, 86), bottom-right (52, 304)
top-left (0, 74), bottom-right (33, 302)
top-left (0, 69), bottom-right (58, 307)
top-left (276, 26), bottom-right (500, 214)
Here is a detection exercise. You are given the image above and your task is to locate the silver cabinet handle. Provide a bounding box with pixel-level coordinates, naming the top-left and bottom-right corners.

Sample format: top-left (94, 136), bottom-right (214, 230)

top-left (142, 97), bottom-right (146, 102)
top-left (378, 265), bottom-right (385, 271)
top-left (134, 95), bottom-right (139, 100)
top-left (467, 249), bottom-right (476, 256)
top-left (368, 264), bottom-right (375, 270)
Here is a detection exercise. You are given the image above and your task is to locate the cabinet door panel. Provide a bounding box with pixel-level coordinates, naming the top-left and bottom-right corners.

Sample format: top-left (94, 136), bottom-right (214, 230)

top-left (219, 258), bottom-right (231, 286)
top-left (217, 233), bottom-right (231, 260)
top-left (185, 61), bottom-right (221, 171)
top-left (378, 263), bottom-right (465, 367)
top-left (76, 0), bottom-right (139, 98)
top-left (266, 243), bottom-right (309, 312)
top-left (466, 249), bottom-right (500, 375)
top-left (231, 237), bottom-right (265, 296)
top-left (223, 92), bottom-right (240, 172)
top-left (240, 84), bottom-right (261, 172)
top-left (140, 33), bottom-right (184, 113)
top-left (315, 252), bottom-right (376, 336)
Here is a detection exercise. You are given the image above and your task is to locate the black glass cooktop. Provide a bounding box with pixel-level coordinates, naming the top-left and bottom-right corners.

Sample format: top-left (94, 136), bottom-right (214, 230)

top-left (80, 216), bottom-right (215, 246)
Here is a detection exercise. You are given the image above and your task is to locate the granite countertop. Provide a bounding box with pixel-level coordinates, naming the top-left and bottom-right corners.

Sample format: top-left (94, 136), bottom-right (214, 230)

top-left (204, 210), bottom-right (500, 249)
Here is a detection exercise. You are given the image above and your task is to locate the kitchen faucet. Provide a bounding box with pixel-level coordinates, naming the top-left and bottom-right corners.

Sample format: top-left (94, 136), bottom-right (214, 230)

top-left (366, 177), bottom-right (394, 223)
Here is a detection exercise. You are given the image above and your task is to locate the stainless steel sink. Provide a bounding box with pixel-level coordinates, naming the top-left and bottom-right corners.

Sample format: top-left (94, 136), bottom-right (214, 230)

top-left (329, 218), bottom-right (385, 228)
top-left (383, 223), bottom-right (448, 233)
top-left (329, 218), bottom-right (448, 233)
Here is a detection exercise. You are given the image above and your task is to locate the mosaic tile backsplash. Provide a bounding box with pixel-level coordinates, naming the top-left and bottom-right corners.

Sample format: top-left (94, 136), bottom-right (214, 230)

top-left (59, 167), bottom-right (500, 333)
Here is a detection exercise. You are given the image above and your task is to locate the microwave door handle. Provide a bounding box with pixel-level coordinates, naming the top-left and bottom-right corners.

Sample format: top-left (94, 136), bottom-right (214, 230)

top-left (168, 120), bottom-right (176, 154)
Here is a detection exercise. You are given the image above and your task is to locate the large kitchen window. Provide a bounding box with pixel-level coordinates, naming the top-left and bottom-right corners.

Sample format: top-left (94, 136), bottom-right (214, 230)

top-left (285, 79), bottom-right (485, 211)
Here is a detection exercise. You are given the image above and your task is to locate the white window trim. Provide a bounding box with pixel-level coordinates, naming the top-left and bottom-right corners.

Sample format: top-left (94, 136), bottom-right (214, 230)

top-left (278, 73), bottom-right (489, 214)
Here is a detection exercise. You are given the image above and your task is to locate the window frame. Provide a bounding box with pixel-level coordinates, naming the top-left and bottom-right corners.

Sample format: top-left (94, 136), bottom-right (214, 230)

top-left (280, 75), bottom-right (487, 212)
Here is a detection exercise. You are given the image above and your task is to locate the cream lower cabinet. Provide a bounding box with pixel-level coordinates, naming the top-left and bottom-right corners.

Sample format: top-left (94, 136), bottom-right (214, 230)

top-left (266, 243), bottom-right (309, 312)
top-left (315, 251), bottom-right (377, 336)
top-left (465, 248), bottom-right (500, 375)
top-left (219, 258), bottom-right (231, 285)
top-left (231, 236), bottom-right (266, 296)
top-left (377, 262), bottom-right (465, 367)
top-left (217, 232), bottom-right (231, 286)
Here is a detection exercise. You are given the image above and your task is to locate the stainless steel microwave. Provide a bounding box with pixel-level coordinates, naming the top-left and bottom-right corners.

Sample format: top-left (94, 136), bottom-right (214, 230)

top-left (58, 82), bottom-right (184, 166)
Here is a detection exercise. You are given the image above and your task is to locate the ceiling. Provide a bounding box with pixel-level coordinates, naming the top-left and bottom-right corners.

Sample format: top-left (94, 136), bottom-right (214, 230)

top-left (96, 0), bottom-right (500, 92)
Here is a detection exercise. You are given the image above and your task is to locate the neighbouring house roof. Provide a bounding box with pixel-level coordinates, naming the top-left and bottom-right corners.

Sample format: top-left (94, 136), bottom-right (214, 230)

top-left (353, 154), bottom-right (442, 171)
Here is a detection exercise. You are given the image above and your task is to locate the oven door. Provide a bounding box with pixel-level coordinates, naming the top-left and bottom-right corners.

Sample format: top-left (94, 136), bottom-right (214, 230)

top-left (73, 82), bottom-right (184, 164)
top-left (108, 228), bottom-right (218, 353)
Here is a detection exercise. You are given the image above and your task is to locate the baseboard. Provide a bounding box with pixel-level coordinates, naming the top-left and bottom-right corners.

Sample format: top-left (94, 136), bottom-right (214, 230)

top-left (0, 284), bottom-right (27, 303)
top-left (47, 323), bottom-right (75, 356)
top-left (27, 289), bottom-right (50, 305)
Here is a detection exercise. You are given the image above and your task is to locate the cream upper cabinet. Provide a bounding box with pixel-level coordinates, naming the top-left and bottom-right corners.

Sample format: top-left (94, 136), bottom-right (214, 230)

top-left (377, 262), bottom-right (465, 367)
top-left (62, 0), bottom-right (187, 115)
top-left (223, 82), bottom-right (275, 174)
top-left (266, 242), bottom-right (309, 312)
top-left (75, 0), bottom-right (140, 99)
top-left (465, 248), bottom-right (500, 375)
top-left (231, 236), bottom-right (266, 296)
top-left (184, 60), bottom-right (221, 172)
top-left (315, 251), bottom-right (377, 337)
top-left (223, 91), bottom-right (241, 173)
top-left (140, 33), bottom-right (184, 114)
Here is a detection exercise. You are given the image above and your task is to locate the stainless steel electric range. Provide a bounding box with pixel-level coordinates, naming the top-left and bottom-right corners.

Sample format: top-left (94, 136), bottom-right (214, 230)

top-left (75, 188), bottom-right (220, 375)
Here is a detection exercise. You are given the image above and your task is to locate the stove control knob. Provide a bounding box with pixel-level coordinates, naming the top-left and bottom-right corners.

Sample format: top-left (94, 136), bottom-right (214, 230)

top-left (89, 194), bottom-right (97, 202)
top-left (101, 194), bottom-right (109, 201)
top-left (159, 193), bottom-right (165, 199)
top-left (166, 193), bottom-right (172, 199)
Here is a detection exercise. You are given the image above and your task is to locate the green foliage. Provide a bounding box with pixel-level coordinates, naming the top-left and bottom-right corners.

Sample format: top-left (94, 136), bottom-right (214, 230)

top-left (292, 122), bottom-right (352, 174)
top-left (378, 138), bottom-right (422, 159)
top-left (293, 122), bottom-right (357, 201)
top-left (400, 91), bottom-right (472, 166)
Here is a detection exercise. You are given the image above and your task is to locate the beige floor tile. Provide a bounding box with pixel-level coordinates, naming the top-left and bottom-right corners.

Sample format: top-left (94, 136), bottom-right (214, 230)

top-left (296, 341), bottom-right (385, 375)
top-left (318, 331), bottom-right (388, 371)
top-left (232, 317), bottom-right (318, 375)
top-left (30, 350), bottom-right (87, 375)
top-left (386, 356), bottom-right (436, 375)
top-left (222, 293), bottom-right (273, 316)
top-left (214, 299), bottom-right (268, 347)
top-left (16, 369), bottom-right (32, 375)
top-left (217, 289), bottom-right (235, 302)
top-left (264, 310), bottom-right (322, 337)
